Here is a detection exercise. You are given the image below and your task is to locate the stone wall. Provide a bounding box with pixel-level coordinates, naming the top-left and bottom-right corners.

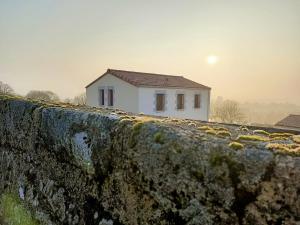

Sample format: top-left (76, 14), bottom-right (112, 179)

top-left (0, 95), bottom-right (299, 225)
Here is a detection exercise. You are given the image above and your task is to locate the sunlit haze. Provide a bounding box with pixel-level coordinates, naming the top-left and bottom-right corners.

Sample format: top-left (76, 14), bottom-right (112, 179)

top-left (0, 0), bottom-right (299, 104)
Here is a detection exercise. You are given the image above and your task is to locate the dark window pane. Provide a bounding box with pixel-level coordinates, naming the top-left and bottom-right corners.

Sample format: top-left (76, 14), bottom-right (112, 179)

top-left (108, 89), bottom-right (114, 106)
top-left (194, 94), bottom-right (200, 108)
top-left (99, 89), bottom-right (105, 106)
top-left (177, 94), bottom-right (184, 110)
top-left (156, 94), bottom-right (165, 111)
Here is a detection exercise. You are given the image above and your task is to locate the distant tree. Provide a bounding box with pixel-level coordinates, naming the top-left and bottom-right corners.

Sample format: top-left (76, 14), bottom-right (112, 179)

top-left (211, 99), bottom-right (245, 123)
top-left (0, 81), bottom-right (14, 95)
top-left (63, 98), bottom-right (73, 104)
top-left (73, 93), bottom-right (86, 105)
top-left (26, 90), bottom-right (60, 102)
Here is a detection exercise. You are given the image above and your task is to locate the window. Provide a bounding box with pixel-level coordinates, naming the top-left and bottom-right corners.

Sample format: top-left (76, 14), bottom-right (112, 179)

top-left (99, 89), bottom-right (105, 106)
top-left (156, 93), bottom-right (165, 111)
top-left (177, 94), bottom-right (184, 110)
top-left (108, 89), bottom-right (114, 106)
top-left (194, 94), bottom-right (201, 108)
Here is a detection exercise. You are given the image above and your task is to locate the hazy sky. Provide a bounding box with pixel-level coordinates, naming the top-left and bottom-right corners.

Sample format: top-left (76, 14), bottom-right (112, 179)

top-left (1, 0), bottom-right (299, 103)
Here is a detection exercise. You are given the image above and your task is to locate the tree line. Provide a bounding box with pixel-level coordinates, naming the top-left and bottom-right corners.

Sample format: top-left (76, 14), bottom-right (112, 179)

top-left (0, 81), bottom-right (86, 105)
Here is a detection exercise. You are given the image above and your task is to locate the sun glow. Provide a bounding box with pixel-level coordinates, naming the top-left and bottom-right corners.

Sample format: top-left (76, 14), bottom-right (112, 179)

top-left (207, 55), bottom-right (219, 65)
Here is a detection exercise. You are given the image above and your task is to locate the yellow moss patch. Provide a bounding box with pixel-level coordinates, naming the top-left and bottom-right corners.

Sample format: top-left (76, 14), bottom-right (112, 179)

top-left (292, 135), bottom-right (300, 144)
top-left (253, 130), bottom-right (270, 136)
top-left (237, 135), bottom-right (269, 142)
top-left (0, 192), bottom-right (38, 225)
top-left (269, 132), bottom-right (294, 138)
top-left (266, 143), bottom-right (289, 151)
top-left (228, 142), bottom-right (244, 150)
top-left (266, 143), bottom-right (300, 155)
top-left (205, 129), bottom-right (217, 135)
top-left (270, 136), bottom-right (289, 141)
top-left (199, 126), bottom-right (212, 131)
top-left (217, 130), bottom-right (231, 137)
top-left (214, 127), bottom-right (229, 132)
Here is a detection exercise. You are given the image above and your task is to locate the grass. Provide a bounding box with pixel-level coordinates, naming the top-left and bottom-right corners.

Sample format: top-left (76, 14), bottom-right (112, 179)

top-left (237, 135), bottom-right (269, 142)
top-left (0, 192), bottom-right (38, 225)
top-left (228, 142), bottom-right (244, 150)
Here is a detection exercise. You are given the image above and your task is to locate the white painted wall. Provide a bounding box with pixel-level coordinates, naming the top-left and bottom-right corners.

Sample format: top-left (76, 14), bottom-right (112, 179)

top-left (86, 73), bottom-right (210, 121)
top-left (86, 73), bottom-right (139, 113)
top-left (138, 87), bottom-right (210, 121)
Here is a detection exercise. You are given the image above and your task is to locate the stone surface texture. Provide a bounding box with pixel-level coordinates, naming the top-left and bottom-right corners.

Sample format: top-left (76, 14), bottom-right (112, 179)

top-left (0, 95), bottom-right (300, 225)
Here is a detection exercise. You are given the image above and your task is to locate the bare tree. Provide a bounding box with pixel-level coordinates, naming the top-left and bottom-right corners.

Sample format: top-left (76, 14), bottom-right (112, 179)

top-left (0, 81), bottom-right (14, 95)
top-left (211, 99), bottom-right (245, 123)
top-left (73, 93), bottom-right (86, 105)
top-left (26, 90), bottom-right (60, 102)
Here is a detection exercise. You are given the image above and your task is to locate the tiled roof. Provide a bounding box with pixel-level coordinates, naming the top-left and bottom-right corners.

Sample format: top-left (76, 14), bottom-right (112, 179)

top-left (86, 69), bottom-right (211, 89)
top-left (275, 114), bottom-right (300, 129)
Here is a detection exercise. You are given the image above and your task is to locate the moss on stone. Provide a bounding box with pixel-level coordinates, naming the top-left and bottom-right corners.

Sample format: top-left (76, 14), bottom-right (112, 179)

top-left (237, 135), bottom-right (269, 142)
top-left (253, 130), bottom-right (270, 136)
top-left (205, 129), bottom-right (217, 135)
top-left (216, 130), bottom-right (231, 137)
top-left (292, 135), bottom-right (300, 144)
top-left (198, 126), bottom-right (211, 131)
top-left (270, 136), bottom-right (289, 141)
top-left (128, 122), bottom-right (145, 148)
top-left (0, 192), bottom-right (38, 225)
top-left (214, 127), bottom-right (229, 132)
top-left (228, 142), bottom-right (244, 150)
top-left (269, 133), bottom-right (294, 138)
top-left (266, 143), bottom-right (300, 156)
top-left (154, 132), bottom-right (165, 144)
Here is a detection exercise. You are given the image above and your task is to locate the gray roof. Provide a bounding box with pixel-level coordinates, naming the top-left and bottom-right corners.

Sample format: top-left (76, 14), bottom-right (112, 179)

top-left (86, 69), bottom-right (211, 89)
top-left (275, 114), bottom-right (300, 129)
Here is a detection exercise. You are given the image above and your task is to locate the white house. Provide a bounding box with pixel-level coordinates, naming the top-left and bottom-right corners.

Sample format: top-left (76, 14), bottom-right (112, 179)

top-left (86, 69), bottom-right (211, 121)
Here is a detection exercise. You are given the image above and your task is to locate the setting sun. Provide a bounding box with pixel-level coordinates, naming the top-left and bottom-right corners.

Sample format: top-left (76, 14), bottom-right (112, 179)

top-left (207, 55), bottom-right (219, 65)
